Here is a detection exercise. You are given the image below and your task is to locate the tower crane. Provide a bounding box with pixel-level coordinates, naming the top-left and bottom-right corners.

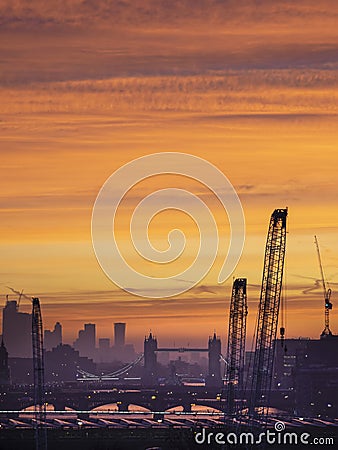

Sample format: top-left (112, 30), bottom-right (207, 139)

top-left (17, 289), bottom-right (24, 309)
top-left (249, 208), bottom-right (288, 418)
top-left (32, 297), bottom-right (47, 450)
top-left (226, 278), bottom-right (248, 416)
top-left (314, 236), bottom-right (333, 338)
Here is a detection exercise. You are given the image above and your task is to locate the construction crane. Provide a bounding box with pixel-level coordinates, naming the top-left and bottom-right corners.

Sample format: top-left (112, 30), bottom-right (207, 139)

top-left (314, 236), bottom-right (333, 338)
top-left (249, 208), bottom-right (288, 418)
top-left (17, 289), bottom-right (24, 309)
top-left (225, 278), bottom-right (248, 416)
top-left (32, 297), bottom-right (47, 450)
top-left (5, 287), bottom-right (27, 309)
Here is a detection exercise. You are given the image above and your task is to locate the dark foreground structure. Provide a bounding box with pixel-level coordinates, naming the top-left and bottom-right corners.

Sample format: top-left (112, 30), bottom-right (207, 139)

top-left (0, 425), bottom-right (336, 450)
top-left (0, 413), bottom-right (336, 450)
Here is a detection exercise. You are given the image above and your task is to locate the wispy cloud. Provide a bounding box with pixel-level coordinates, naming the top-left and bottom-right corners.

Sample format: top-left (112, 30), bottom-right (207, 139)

top-left (1, 1), bottom-right (338, 29)
top-left (2, 71), bottom-right (337, 117)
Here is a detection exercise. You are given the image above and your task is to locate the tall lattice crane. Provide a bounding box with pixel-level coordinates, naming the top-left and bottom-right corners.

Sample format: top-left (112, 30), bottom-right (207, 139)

top-left (249, 208), bottom-right (288, 417)
top-left (314, 236), bottom-right (333, 338)
top-left (226, 278), bottom-right (248, 416)
top-left (32, 297), bottom-right (47, 450)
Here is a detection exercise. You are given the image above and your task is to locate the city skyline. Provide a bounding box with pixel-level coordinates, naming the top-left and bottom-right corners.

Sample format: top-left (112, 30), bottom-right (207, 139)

top-left (0, 295), bottom-right (226, 355)
top-left (1, 289), bottom-right (337, 356)
top-left (1, 0), bottom-right (338, 347)
top-left (1, 3), bottom-right (337, 448)
top-left (1, 298), bottom-right (138, 358)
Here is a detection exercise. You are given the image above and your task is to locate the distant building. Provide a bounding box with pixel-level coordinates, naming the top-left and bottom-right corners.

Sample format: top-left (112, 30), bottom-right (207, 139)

top-left (8, 358), bottom-right (33, 384)
top-left (157, 351), bottom-right (170, 366)
top-left (44, 322), bottom-right (62, 351)
top-left (2, 299), bottom-right (32, 357)
top-left (111, 323), bottom-right (135, 362)
top-left (190, 352), bottom-right (201, 364)
top-left (98, 338), bottom-right (111, 363)
top-left (121, 343), bottom-right (136, 362)
top-left (294, 336), bottom-right (338, 418)
top-left (0, 340), bottom-right (10, 385)
top-left (114, 323), bottom-right (126, 347)
top-left (272, 338), bottom-right (310, 390)
top-left (45, 344), bottom-right (96, 382)
top-left (73, 323), bottom-right (96, 359)
top-left (270, 336), bottom-right (338, 417)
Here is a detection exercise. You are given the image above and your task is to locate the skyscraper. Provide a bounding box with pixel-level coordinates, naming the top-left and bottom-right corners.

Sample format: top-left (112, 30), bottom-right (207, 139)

top-left (73, 323), bottom-right (96, 359)
top-left (2, 299), bottom-right (32, 357)
top-left (44, 322), bottom-right (62, 351)
top-left (114, 322), bottom-right (126, 347)
top-left (98, 338), bottom-right (111, 363)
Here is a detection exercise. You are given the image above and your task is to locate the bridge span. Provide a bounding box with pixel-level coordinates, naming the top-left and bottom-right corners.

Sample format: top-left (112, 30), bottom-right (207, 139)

top-left (0, 386), bottom-right (225, 412)
top-left (0, 385), bottom-right (294, 414)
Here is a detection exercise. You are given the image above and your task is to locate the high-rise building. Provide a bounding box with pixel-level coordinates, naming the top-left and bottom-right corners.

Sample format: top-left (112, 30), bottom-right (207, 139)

top-left (0, 339), bottom-right (10, 385)
top-left (114, 322), bottom-right (126, 347)
top-left (98, 338), bottom-right (111, 363)
top-left (2, 299), bottom-right (32, 357)
top-left (73, 323), bottom-right (96, 359)
top-left (44, 322), bottom-right (62, 351)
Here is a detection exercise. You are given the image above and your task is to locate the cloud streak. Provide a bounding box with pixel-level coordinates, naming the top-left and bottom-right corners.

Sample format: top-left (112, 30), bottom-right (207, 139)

top-left (1, 1), bottom-right (338, 29)
top-left (2, 71), bottom-right (338, 116)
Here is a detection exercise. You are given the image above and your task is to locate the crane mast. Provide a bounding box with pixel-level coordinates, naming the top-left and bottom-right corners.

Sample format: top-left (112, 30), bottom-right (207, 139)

top-left (249, 208), bottom-right (287, 417)
top-left (226, 278), bottom-right (248, 415)
top-left (32, 297), bottom-right (47, 450)
top-left (314, 236), bottom-right (332, 338)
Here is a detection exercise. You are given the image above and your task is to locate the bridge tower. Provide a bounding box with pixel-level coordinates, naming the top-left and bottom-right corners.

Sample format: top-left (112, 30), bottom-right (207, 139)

top-left (206, 332), bottom-right (222, 387)
top-left (143, 332), bottom-right (158, 385)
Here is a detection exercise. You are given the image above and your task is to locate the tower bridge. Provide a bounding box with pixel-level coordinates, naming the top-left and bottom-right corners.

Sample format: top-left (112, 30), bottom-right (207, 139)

top-left (144, 332), bottom-right (222, 387)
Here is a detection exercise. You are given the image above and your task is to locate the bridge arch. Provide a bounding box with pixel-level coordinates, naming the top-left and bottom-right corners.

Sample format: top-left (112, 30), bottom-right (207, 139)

top-left (20, 404), bottom-right (78, 412)
top-left (165, 405), bottom-right (184, 412)
top-left (20, 404), bottom-right (56, 412)
top-left (165, 404), bottom-right (222, 413)
top-left (128, 404), bottom-right (151, 412)
top-left (191, 404), bottom-right (222, 413)
top-left (90, 402), bottom-right (151, 412)
top-left (91, 403), bottom-right (119, 412)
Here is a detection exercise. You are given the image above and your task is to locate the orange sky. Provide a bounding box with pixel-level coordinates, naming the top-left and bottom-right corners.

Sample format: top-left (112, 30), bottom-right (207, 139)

top-left (0, 1), bottom-right (338, 350)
